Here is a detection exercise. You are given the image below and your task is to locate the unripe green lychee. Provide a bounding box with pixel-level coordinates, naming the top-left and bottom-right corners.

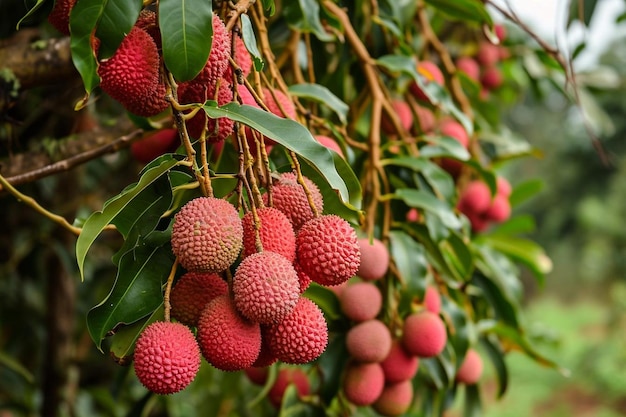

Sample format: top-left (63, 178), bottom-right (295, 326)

top-left (170, 197), bottom-right (243, 273)
top-left (356, 237), bottom-right (389, 281)
top-left (242, 207), bottom-right (296, 262)
top-left (372, 379), bottom-right (414, 416)
top-left (380, 340), bottom-right (419, 383)
top-left (296, 215), bottom-right (360, 286)
top-left (343, 362), bottom-right (385, 406)
top-left (170, 271), bottom-right (228, 327)
top-left (233, 251), bottom-right (300, 324)
top-left (456, 348), bottom-right (483, 385)
top-left (346, 319), bottom-right (392, 363)
top-left (197, 295), bottom-right (261, 371)
top-left (265, 172), bottom-right (324, 231)
top-left (264, 297), bottom-right (328, 364)
top-left (268, 367), bottom-right (310, 407)
top-left (133, 321), bottom-right (201, 395)
top-left (402, 310), bottom-right (447, 358)
top-left (339, 282), bottom-right (382, 322)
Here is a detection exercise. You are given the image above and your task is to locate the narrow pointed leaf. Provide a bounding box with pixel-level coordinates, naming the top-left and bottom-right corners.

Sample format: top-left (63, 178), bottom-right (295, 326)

top-left (16, 0), bottom-right (46, 29)
top-left (288, 83), bottom-right (349, 125)
top-left (94, 0), bottom-right (143, 58)
top-left (393, 188), bottom-right (462, 229)
top-left (69, 0), bottom-right (106, 94)
top-left (424, 0), bottom-right (492, 26)
top-left (240, 14), bottom-right (264, 71)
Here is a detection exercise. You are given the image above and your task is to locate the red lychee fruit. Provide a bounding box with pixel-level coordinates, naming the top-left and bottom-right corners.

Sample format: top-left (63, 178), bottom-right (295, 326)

top-left (133, 321), bottom-right (201, 395)
top-left (409, 61), bottom-right (445, 102)
top-left (235, 84), bottom-right (273, 155)
top-left (98, 27), bottom-right (161, 114)
top-left (224, 35), bottom-right (253, 82)
top-left (242, 207), bottom-right (296, 261)
top-left (476, 42), bottom-right (501, 67)
top-left (268, 367), bottom-right (311, 407)
top-left (467, 211), bottom-right (490, 233)
top-left (251, 332), bottom-right (278, 368)
top-left (381, 100), bottom-right (413, 134)
top-left (263, 87), bottom-right (296, 119)
top-left (496, 176), bottom-right (512, 198)
top-left (264, 297), bottom-right (328, 364)
top-left (415, 105), bottom-right (436, 134)
top-left (356, 237), bottom-right (389, 281)
top-left (48, 0), bottom-right (77, 35)
top-left (170, 271), bottom-right (228, 327)
top-left (481, 66), bottom-right (503, 90)
top-left (372, 380), bottom-right (414, 416)
top-left (380, 340), bottom-right (419, 384)
top-left (343, 362), bottom-right (385, 406)
top-left (244, 366), bottom-right (269, 386)
top-left (457, 180), bottom-right (492, 214)
top-left (423, 285), bottom-right (442, 315)
top-left (296, 215), bottom-right (360, 286)
top-left (456, 56), bottom-right (480, 82)
top-left (170, 197), bottom-right (243, 273)
top-left (135, 9), bottom-right (161, 48)
top-left (131, 128), bottom-right (179, 164)
top-left (179, 79), bottom-right (235, 142)
top-left (485, 194), bottom-right (511, 223)
top-left (339, 282), bottom-right (382, 322)
top-left (266, 172), bottom-right (324, 231)
top-left (494, 24), bottom-right (507, 42)
top-left (233, 251), bottom-right (300, 324)
top-left (294, 262), bottom-right (313, 293)
top-left (197, 295), bottom-right (261, 371)
top-left (439, 119), bottom-right (470, 148)
top-left (315, 134), bottom-right (344, 157)
top-left (188, 14), bottom-right (231, 88)
top-left (456, 348), bottom-right (483, 385)
top-left (402, 310), bottom-right (447, 358)
top-left (346, 319), bottom-right (392, 363)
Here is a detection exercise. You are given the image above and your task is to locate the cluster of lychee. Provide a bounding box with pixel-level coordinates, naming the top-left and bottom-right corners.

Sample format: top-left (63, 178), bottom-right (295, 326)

top-left (457, 176), bottom-right (512, 232)
top-left (131, 171), bottom-right (362, 397)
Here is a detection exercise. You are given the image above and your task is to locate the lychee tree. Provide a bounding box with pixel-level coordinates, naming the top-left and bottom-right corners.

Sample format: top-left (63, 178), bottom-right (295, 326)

top-left (1, 0), bottom-right (595, 415)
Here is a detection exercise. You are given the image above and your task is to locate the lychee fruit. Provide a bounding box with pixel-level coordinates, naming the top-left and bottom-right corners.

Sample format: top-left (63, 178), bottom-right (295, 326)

top-left (126, 81), bottom-right (170, 118)
top-left (263, 87), bottom-right (296, 119)
top-left (380, 340), bottom-right (419, 384)
top-left (264, 297), bottom-right (328, 364)
top-left (381, 100), bottom-right (413, 134)
top-left (241, 207), bottom-right (296, 261)
top-left (485, 194), bottom-right (511, 223)
top-left (481, 66), bottom-right (503, 90)
top-left (439, 119), bottom-right (470, 148)
top-left (223, 35), bottom-right (253, 82)
top-left (315, 134), bottom-right (344, 157)
top-left (135, 9), bottom-right (161, 48)
top-left (372, 379), bottom-right (414, 416)
top-left (496, 176), bottom-right (512, 198)
top-left (456, 56), bottom-right (480, 82)
top-left (343, 362), bottom-right (385, 406)
top-left (170, 197), bottom-right (243, 273)
top-left (409, 61), bottom-right (445, 102)
top-left (495, 24), bottom-right (507, 42)
top-left (233, 251), bottom-right (300, 324)
top-left (170, 271), bottom-right (228, 327)
top-left (268, 367), bottom-right (311, 407)
top-left (423, 285), bottom-right (441, 315)
top-left (346, 319), bottom-right (392, 363)
top-left (296, 215), bottom-right (360, 286)
top-left (457, 180), bottom-right (491, 214)
top-left (251, 333), bottom-right (278, 368)
top-left (356, 237), bottom-right (389, 281)
top-left (197, 295), bottom-right (261, 371)
top-left (178, 79), bottom-right (235, 142)
top-left (415, 105), bottom-right (436, 134)
top-left (476, 42), bottom-right (501, 67)
top-left (187, 14), bottom-right (231, 88)
top-left (456, 348), bottom-right (483, 385)
top-left (48, 0), bottom-right (77, 35)
top-left (244, 366), bottom-right (269, 386)
top-left (294, 262), bottom-right (313, 293)
top-left (133, 321), bottom-right (201, 395)
top-left (131, 128), bottom-right (179, 164)
top-left (339, 281), bottom-right (382, 322)
top-left (402, 310), bottom-right (447, 358)
top-left (265, 172), bottom-right (324, 231)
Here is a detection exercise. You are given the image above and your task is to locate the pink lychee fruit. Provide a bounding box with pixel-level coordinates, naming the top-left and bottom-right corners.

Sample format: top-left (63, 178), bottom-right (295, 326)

top-left (339, 281), bottom-right (383, 322)
top-left (457, 180), bottom-right (492, 214)
top-left (178, 79), bottom-right (235, 142)
top-left (456, 348), bottom-right (483, 385)
top-left (476, 42), bottom-right (501, 67)
top-left (372, 379), bottom-right (414, 416)
top-left (170, 271), bottom-right (228, 327)
top-left (265, 172), bottom-right (324, 231)
top-left (481, 66), bottom-right (503, 90)
top-left (346, 319), bottom-right (393, 363)
top-left (402, 310), bottom-right (447, 358)
top-left (496, 176), bottom-right (512, 198)
top-left (380, 340), bottom-right (419, 384)
top-left (356, 237), bottom-right (389, 281)
top-left (315, 134), bottom-right (344, 157)
top-left (485, 194), bottom-right (511, 223)
top-left (241, 207), bottom-right (296, 261)
top-left (440, 119), bottom-right (470, 148)
top-left (268, 367), bottom-right (311, 407)
top-left (456, 56), bottom-right (480, 82)
top-left (409, 61), bottom-right (445, 102)
top-left (244, 366), bottom-right (269, 386)
top-left (343, 362), bottom-right (385, 406)
top-left (423, 285), bottom-right (442, 315)
top-left (415, 105), bottom-right (436, 134)
top-left (187, 14), bottom-right (231, 88)
top-left (223, 35), bottom-right (253, 82)
top-left (133, 321), bottom-right (201, 395)
top-left (381, 100), bottom-right (413, 134)
top-left (48, 0), bottom-right (77, 35)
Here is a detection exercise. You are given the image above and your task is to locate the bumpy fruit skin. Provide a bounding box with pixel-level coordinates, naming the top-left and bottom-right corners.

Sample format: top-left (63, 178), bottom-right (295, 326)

top-left (233, 251), bottom-right (300, 324)
top-left (346, 319), bottom-right (392, 363)
top-left (170, 197), bottom-right (243, 273)
top-left (189, 15), bottom-right (231, 89)
top-left (294, 262), bottom-right (313, 293)
top-left (356, 237), bottom-right (389, 281)
top-left (456, 56), bottom-right (480, 82)
top-left (381, 100), bottom-right (413, 134)
top-left (242, 207), bottom-right (296, 261)
top-left (340, 282), bottom-right (382, 322)
top-left (98, 27), bottom-right (163, 116)
top-left (264, 297), bottom-right (328, 364)
top-left (264, 88), bottom-right (296, 119)
top-left (343, 362), bottom-right (385, 406)
top-left (296, 215), bottom-right (360, 286)
top-left (251, 333), bottom-right (278, 368)
top-left (48, 0), bottom-right (77, 35)
top-left (456, 348), bottom-right (483, 385)
top-left (268, 368), bottom-right (310, 407)
top-left (131, 128), bottom-right (179, 164)
top-left (315, 135), bottom-right (344, 157)
top-left (372, 380), bottom-right (414, 416)
top-left (197, 295), bottom-right (261, 371)
top-left (380, 340), bottom-right (419, 383)
top-left (179, 80), bottom-right (234, 142)
top-left (266, 172), bottom-right (324, 231)
top-left (170, 271), bottom-right (228, 326)
top-left (223, 36), bottom-right (253, 82)
top-left (133, 321), bottom-right (201, 395)
top-left (402, 310), bottom-right (447, 358)
top-left (410, 61), bottom-right (445, 102)
top-left (423, 285), bottom-right (441, 315)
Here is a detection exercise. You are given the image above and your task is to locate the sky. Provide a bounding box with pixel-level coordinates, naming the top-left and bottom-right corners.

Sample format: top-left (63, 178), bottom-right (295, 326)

top-left (489, 0), bottom-right (626, 68)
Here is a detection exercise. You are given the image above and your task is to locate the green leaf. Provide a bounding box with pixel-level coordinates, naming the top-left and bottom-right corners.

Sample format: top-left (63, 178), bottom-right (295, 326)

top-left (392, 188), bottom-right (462, 229)
top-left (316, 335), bottom-right (348, 405)
top-left (303, 284), bottom-right (342, 322)
top-left (481, 235), bottom-right (552, 285)
top-left (16, 0), bottom-right (46, 29)
top-left (203, 102), bottom-right (361, 208)
top-left (568, 0), bottom-right (598, 27)
top-left (463, 384), bottom-right (483, 417)
top-left (0, 350), bottom-right (35, 383)
top-left (439, 232), bottom-right (473, 281)
top-left (75, 157), bottom-right (180, 280)
top-left (261, 0), bottom-right (276, 16)
top-left (471, 274), bottom-right (520, 328)
top-left (159, 0), bottom-right (213, 82)
top-left (94, 0), bottom-right (143, 58)
top-left (109, 305), bottom-right (164, 364)
top-left (479, 335), bottom-right (509, 398)
top-left (419, 136), bottom-right (471, 160)
top-left (87, 245), bottom-right (175, 350)
top-left (69, 0), bottom-right (106, 95)
top-left (424, 0), bottom-right (493, 26)
top-left (240, 14), bottom-right (264, 72)
top-left (508, 178), bottom-right (543, 207)
top-left (389, 230), bottom-right (428, 294)
top-left (283, 0), bottom-right (333, 41)
top-left (382, 156), bottom-right (456, 202)
top-left (288, 83), bottom-right (349, 125)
